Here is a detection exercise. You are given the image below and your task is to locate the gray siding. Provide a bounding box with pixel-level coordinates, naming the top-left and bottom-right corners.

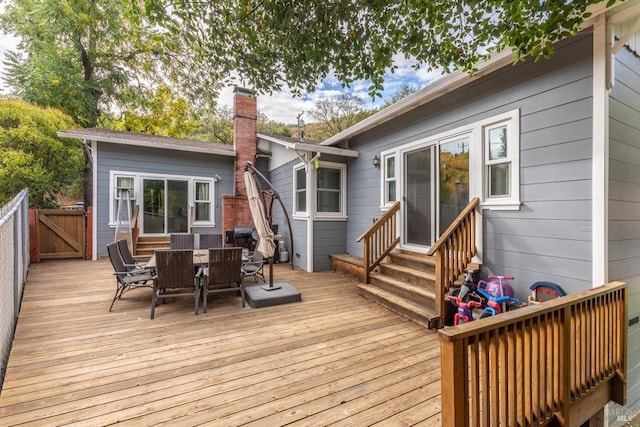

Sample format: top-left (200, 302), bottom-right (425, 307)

top-left (313, 221), bottom-right (347, 271)
top-left (95, 142), bottom-right (234, 256)
top-left (609, 46), bottom-right (640, 415)
top-left (267, 159), bottom-right (307, 270)
top-left (344, 34), bottom-right (595, 298)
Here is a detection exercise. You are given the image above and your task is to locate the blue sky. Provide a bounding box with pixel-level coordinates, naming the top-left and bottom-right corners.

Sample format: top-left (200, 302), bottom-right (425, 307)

top-left (1, 31), bottom-right (443, 124)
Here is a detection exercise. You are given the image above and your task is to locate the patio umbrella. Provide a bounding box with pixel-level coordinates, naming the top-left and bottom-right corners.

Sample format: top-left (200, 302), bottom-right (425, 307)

top-left (244, 170), bottom-right (277, 289)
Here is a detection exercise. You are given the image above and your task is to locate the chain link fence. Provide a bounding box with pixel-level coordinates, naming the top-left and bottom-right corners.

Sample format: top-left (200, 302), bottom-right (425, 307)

top-left (0, 189), bottom-right (30, 391)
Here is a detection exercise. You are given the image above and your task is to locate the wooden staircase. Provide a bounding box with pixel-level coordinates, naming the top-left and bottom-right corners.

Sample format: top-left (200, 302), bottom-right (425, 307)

top-left (358, 251), bottom-right (439, 328)
top-left (133, 236), bottom-right (169, 259)
top-left (334, 197), bottom-right (480, 329)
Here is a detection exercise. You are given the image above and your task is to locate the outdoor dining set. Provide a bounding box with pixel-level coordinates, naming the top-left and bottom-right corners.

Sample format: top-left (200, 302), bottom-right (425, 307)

top-left (107, 233), bottom-right (266, 319)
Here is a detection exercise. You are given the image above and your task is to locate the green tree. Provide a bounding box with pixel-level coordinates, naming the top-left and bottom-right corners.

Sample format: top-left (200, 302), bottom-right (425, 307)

top-left (103, 85), bottom-right (198, 138)
top-left (0, 98), bottom-right (84, 208)
top-left (0, 0), bottom-right (219, 127)
top-left (307, 94), bottom-right (372, 139)
top-left (381, 84), bottom-right (419, 109)
top-left (141, 0), bottom-right (612, 98)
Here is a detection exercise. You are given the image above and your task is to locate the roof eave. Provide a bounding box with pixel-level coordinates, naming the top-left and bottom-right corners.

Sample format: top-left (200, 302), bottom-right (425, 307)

top-left (57, 130), bottom-right (236, 157)
top-left (258, 133), bottom-right (360, 158)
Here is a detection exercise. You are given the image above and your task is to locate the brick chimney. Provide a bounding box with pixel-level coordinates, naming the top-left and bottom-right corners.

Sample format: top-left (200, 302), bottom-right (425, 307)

top-left (221, 87), bottom-right (258, 236)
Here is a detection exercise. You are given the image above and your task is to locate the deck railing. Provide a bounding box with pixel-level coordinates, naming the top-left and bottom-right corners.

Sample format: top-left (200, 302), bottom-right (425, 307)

top-left (439, 281), bottom-right (627, 427)
top-left (0, 189), bottom-right (30, 392)
top-left (356, 201), bottom-right (400, 284)
top-left (427, 197), bottom-right (479, 327)
top-left (131, 205), bottom-right (140, 254)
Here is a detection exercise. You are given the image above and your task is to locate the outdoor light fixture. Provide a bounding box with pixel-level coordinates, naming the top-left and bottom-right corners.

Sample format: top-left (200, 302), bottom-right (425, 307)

top-left (214, 174), bottom-right (222, 182)
top-left (373, 155), bottom-right (380, 168)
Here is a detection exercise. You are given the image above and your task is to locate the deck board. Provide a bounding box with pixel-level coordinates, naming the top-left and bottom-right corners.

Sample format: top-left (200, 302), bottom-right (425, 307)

top-left (0, 259), bottom-right (442, 426)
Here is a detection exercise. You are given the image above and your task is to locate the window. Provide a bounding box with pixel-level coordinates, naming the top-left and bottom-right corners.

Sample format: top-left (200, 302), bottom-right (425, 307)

top-left (485, 124), bottom-right (510, 198)
top-left (113, 175), bottom-right (135, 222)
top-left (294, 165), bottom-right (306, 215)
top-left (293, 161), bottom-right (347, 218)
top-left (317, 166), bottom-right (342, 214)
top-left (480, 112), bottom-right (520, 209)
top-left (383, 154), bottom-right (397, 205)
top-left (194, 181), bottom-right (212, 222)
top-left (378, 108), bottom-right (520, 211)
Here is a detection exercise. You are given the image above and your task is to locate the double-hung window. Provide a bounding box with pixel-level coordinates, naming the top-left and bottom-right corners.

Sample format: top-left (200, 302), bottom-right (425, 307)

top-left (294, 165), bottom-right (307, 215)
top-left (381, 153), bottom-right (397, 207)
top-left (316, 163), bottom-right (345, 217)
top-left (113, 175), bottom-right (135, 223)
top-left (194, 181), bottom-right (212, 222)
top-left (293, 161), bottom-right (347, 218)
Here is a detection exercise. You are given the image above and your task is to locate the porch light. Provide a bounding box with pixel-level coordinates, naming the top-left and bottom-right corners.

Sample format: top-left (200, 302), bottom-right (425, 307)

top-left (373, 155), bottom-right (380, 168)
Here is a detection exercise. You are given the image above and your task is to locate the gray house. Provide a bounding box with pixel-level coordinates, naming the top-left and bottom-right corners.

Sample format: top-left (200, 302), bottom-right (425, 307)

top-left (260, 3), bottom-right (640, 418)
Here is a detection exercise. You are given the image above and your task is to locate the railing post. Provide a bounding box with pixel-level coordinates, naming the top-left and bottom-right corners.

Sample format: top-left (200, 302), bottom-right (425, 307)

top-left (363, 237), bottom-right (370, 284)
top-left (556, 305), bottom-right (572, 426)
top-left (441, 337), bottom-right (468, 427)
top-left (434, 250), bottom-right (444, 327)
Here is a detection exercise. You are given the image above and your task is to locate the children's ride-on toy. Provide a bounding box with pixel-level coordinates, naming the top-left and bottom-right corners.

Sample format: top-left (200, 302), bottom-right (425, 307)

top-left (477, 275), bottom-right (515, 298)
top-left (447, 295), bottom-right (483, 325)
top-left (528, 281), bottom-right (566, 304)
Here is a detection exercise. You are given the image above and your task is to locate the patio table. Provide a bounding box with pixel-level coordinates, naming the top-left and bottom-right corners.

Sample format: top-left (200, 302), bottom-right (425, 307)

top-left (147, 249), bottom-right (248, 268)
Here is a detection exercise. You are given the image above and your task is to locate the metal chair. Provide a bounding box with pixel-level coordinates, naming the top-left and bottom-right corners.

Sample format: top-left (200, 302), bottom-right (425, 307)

top-left (170, 233), bottom-right (195, 250)
top-left (198, 233), bottom-right (223, 250)
top-left (116, 239), bottom-right (152, 273)
top-left (107, 242), bottom-right (153, 312)
top-left (202, 247), bottom-right (244, 313)
top-left (151, 249), bottom-right (201, 319)
top-left (242, 248), bottom-right (266, 283)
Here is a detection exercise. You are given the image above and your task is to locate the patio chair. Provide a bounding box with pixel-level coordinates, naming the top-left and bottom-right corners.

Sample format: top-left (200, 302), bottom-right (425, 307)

top-left (242, 248), bottom-right (266, 283)
top-left (116, 239), bottom-right (152, 273)
top-left (202, 247), bottom-right (244, 313)
top-left (198, 233), bottom-right (223, 250)
top-left (170, 233), bottom-right (195, 250)
top-left (151, 249), bottom-right (201, 319)
top-left (107, 242), bottom-right (154, 312)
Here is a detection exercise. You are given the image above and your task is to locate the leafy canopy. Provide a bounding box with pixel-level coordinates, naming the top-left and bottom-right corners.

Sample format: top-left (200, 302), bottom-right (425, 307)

top-left (142, 0), bottom-right (611, 98)
top-left (0, 0), bottom-right (219, 127)
top-left (0, 99), bottom-right (84, 208)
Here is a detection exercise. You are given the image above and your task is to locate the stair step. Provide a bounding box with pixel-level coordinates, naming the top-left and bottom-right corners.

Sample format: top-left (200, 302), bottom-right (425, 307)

top-left (388, 252), bottom-right (436, 273)
top-left (378, 263), bottom-right (435, 290)
top-left (370, 273), bottom-right (435, 308)
top-left (358, 284), bottom-right (439, 329)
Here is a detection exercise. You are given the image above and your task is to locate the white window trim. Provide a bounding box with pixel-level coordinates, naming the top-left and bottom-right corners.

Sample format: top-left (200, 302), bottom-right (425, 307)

top-left (380, 152), bottom-right (397, 209)
top-left (292, 161), bottom-right (348, 220)
top-left (292, 163), bottom-right (308, 219)
top-left (478, 110), bottom-right (521, 210)
top-left (378, 108), bottom-right (520, 211)
top-left (108, 170), bottom-right (218, 228)
top-left (315, 161), bottom-right (348, 219)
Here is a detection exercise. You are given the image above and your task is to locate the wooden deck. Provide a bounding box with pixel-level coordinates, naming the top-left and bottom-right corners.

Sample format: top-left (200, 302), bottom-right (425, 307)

top-left (0, 259), bottom-right (442, 426)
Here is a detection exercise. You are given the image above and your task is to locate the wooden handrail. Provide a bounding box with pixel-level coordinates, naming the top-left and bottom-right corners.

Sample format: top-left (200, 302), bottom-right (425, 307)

top-left (427, 197), bottom-right (479, 327)
top-left (439, 281), bottom-right (627, 426)
top-left (356, 201), bottom-right (400, 283)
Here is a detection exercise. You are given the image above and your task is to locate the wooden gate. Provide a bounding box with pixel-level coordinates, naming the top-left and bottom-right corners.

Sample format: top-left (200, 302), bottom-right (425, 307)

top-left (34, 209), bottom-right (86, 261)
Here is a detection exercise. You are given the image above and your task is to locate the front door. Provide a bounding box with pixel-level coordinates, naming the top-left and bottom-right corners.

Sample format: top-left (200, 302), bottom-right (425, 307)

top-left (402, 137), bottom-right (469, 250)
top-left (142, 178), bottom-right (189, 234)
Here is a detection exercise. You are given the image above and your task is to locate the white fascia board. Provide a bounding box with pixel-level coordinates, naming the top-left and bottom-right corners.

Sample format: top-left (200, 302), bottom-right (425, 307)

top-left (57, 130), bottom-right (236, 157)
top-left (320, 49), bottom-right (515, 147)
top-left (258, 133), bottom-right (359, 157)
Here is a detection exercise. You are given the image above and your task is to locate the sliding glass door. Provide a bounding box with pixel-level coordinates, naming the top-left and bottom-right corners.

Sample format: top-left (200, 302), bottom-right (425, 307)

top-left (142, 178), bottom-right (189, 234)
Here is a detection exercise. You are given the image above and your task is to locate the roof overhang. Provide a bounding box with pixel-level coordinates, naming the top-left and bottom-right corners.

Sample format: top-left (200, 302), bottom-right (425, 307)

top-left (322, 0), bottom-right (640, 147)
top-left (258, 133), bottom-right (359, 158)
top-left (57, 129), bottom-right (236, 157)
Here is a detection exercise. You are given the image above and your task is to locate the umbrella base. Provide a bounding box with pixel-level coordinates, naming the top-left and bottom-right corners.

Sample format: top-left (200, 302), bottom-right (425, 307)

top-left (245, 282), bottom-right (301, 308)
